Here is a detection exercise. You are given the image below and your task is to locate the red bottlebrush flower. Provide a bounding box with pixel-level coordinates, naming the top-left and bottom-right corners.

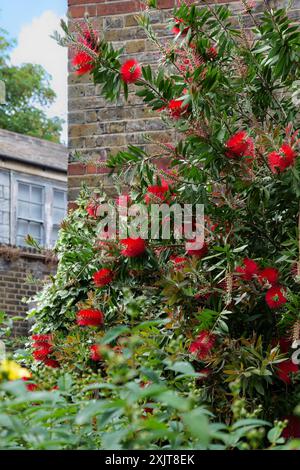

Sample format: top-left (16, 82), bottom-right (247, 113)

top-left (236, 258), bottom-right (259, 281)
top-left (282, 415), bottom-right (300, 439)
top-left (206, 46), bottom-right (218, 61)
top-left (225, 131), bottom-right (254, 160)
top-left (72, 51), bottom-right (94, 76)
top-left (189, 330), bottom-right (215, 360)
top-left (33, 344), bottom-right (52, 361)
top-left (195, 292), bottom-right (211, 302)
top-left (22, 377), bottom-right (38, 391)
top-left (32, 334), bottom-right (52, 347)
top-left (144, 180), bottom-right (169, 204)
top-left (170, 255), bottom-right (187, 270)
top-left (120, 237), bottom-right (146, 257)
top-left (187, 242), bottom-right (208, 259)
top-left (90, 345), bottom-right (102, 362)
top-left (277, 360), bottom-right (298, 384)
top-left (172, 18), bottom-right (190, 36)
top-left (268, 144), bottom-right (297, 174)
top-left (258, 267), bottom-right (279, 287)
top-left (77, 309), bottom-right (104, 327)
top-left (168, 98), bottom-right (188, 119)
top-left (279, 337), bottom-right (291, 354)
top-left (86, 201), bottom-right (99, 218)
top-left (93, 268), bottom-right (114, 287)
top-left (265, 285), bottom-right (287, 309)
top-left (120, 59), bottom-right (141, 84)
top-left (189, 332), bottom-right (215, 360)
top-left (81, 30), bottom-right (99, 51)
top-left (72, 29), bottom-right (99, 76)
top-left (43, 358), bottom-right (60, 369)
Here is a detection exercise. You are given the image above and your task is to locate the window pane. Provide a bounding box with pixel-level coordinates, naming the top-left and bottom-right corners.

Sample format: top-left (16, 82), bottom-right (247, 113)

top-left (17, 235), bottom-right (27, 247)
top-left (51, 226), bottom-right (59, 246)
top-left (54, 190), bottom-right (65, 208)
top-left (53, 207), bottom-right (64, 225)
top-left (30, 203), bottom-right (43, 220)
top-left (29, 222), bottom-right (42, 239)
top-left (31, 186), bottom-right (43, 203)
top-left (18, 183), bottom-right (29, 201)
top-left (18, 201), bottom-right (30, 219)
top-left (17, 220), bottom-right (28, 236)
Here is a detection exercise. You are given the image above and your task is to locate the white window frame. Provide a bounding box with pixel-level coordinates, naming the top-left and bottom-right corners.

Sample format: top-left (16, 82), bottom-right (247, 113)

top-left (9, 171), bottom-right (67, 248)
top-left (16, 181), bottom-right (45, 247)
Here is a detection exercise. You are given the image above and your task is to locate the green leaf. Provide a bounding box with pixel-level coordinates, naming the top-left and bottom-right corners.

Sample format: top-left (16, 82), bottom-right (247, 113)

top-left (100, 326), bottom-right (130, 345)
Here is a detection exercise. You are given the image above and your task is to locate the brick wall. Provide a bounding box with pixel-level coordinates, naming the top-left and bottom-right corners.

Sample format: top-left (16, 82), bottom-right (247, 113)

top-left (67, 0), bottom-right (299, 204)
top-left (0, 248), bottom-right (57, 336)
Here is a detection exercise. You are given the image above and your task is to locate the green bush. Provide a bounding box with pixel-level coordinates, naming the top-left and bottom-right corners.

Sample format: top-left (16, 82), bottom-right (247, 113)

top-left (2, 0), bottom-right (300, 450)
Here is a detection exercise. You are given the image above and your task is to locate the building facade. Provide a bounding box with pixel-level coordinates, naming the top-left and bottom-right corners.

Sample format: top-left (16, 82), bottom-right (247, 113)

top-left (0, 129), bottom-right (68, 335)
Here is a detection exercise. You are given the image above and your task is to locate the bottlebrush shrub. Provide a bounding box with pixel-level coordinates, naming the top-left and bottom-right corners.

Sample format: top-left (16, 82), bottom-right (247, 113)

top-left (30, 1), bottom-right (300, 444)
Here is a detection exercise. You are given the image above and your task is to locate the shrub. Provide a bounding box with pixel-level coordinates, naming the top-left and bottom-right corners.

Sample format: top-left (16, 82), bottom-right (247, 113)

top-left (3, 0), bottom-right (300, 449)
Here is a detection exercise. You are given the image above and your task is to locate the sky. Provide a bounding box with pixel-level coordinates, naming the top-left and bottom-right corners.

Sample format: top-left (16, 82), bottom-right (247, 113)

top-left (0, 0), bottom-right (68, 143)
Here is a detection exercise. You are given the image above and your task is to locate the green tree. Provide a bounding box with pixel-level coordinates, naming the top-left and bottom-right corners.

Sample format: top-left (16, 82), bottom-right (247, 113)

top-left (0, 28), bottom-right (63, 142)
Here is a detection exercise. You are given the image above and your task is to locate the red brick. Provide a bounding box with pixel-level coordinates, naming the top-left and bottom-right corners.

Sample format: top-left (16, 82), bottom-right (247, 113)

top-left (69, 5), bottom-right (97, 18)
top-left (68, 163), bottom-right (86, 176)
top-left (86, 163), bottom-right (97, 174)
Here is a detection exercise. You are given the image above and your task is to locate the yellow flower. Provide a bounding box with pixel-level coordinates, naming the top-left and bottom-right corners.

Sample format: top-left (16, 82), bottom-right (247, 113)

top-left (0, 359), bottom-right (31, 381)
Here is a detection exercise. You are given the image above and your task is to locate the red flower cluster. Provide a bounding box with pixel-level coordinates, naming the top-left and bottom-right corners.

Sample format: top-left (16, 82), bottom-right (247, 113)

top-left (189, 330), bottom-right (215, 360)
top-left (277, 360), bottom-right (298, 384)
top-left (265, 285), bottom-right (287, 309)
top-left (172, 18), bottom-right (190, 36)
top-left (32, 334), bottom-right (59, 368)
top-left (120, 59), bottom-right (142, 84)
top-left (170, 255), bottom-right (187, 270)
top-left (90, 344), bottom-right (102, 361)
top-left (225, 131), bottom-right (254, 160)
top-left (282, 415), bottom-right (300, 439)
top-left (236, 260), bottom-right (287, 308)
top-left (76, 309), bottom-right (104, 327)
top-left (93, 268), bottom-right (114, 287)
top-left (144, 179), bottom-right (170, 204)
top-left (206, 46), bottom-right (218, 61)
top-left (43, 359), bottom-right (60, 368)
top-left (268, 144), bottom-right (297, 174)
top-left (168, 98), bottom-right (188, 119)
top-left (236, 258), bottom-right (259, 281)
top-left (73, 52), bottom-right (94, 76)
top-left (86, 201), bottom-right (99, 218)
top-left (258, 267), bottom-right (279, 286)
top-left (72, 30), bottom-right (99, 76)
top-left (120, 237), bottom-right (146, 257)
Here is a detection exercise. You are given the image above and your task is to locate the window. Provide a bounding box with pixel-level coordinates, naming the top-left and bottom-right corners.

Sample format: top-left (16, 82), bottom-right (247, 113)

top-left (0, 171), bottom-right (67, 248)
top-left (51, 189), bottom-right (67, 246)
top-left (17, 182), bottom-right (44, 246)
